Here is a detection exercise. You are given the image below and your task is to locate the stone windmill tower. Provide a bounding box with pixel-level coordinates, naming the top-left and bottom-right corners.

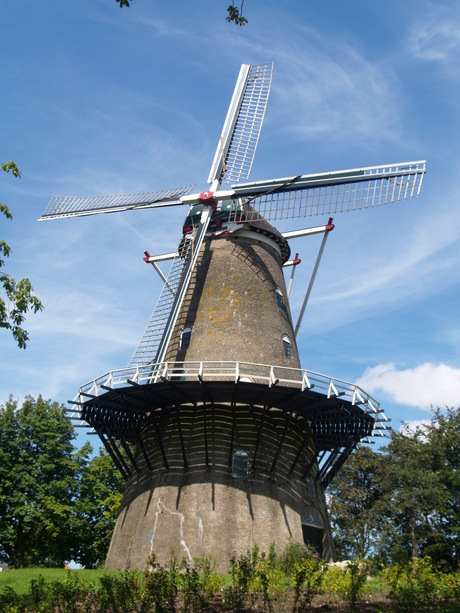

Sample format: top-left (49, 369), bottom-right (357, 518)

top-left (40, 62), bottom-right (426, 569)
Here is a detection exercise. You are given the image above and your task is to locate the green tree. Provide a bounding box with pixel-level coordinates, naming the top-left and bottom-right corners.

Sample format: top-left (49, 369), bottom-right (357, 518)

top-left (328, 446), bottom-right (383, 560)
top-left (422, 407), bottom-right (459, 570)
top-left (75, 448), bottom-right (125, 568)
top-left (115, 0), bottom-right (249, 25)
top-left (0, 395), bottom-right (90, 567)
top-left (378, 423), bottom-right (448, 566)
top-left (1, 161), bottom-right (43, 348)
top-left (328, 408), bottom-right (459, 570)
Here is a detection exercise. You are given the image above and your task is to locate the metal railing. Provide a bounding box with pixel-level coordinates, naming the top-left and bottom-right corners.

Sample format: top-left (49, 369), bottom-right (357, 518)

top-left (75, 360), bottom-right (387, 422)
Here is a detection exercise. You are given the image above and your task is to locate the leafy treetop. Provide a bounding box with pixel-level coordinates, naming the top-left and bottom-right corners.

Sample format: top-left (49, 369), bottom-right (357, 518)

top-left (1, 162), bottom-right (43, 349)
top-left (115, 0), bottom-right (249, 26)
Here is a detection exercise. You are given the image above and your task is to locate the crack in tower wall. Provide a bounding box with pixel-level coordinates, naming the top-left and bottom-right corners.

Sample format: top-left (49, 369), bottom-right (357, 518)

top-left (105, 402), bottom-right (334, 570)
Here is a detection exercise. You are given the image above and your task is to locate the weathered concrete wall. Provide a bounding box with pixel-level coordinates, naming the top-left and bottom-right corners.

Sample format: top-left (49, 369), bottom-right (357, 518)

top-left (105, 403), bottom-right (335, 570)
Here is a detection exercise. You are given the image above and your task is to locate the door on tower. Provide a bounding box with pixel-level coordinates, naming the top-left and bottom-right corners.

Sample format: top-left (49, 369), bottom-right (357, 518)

top-left (302, 506), bottom-right (325, 557)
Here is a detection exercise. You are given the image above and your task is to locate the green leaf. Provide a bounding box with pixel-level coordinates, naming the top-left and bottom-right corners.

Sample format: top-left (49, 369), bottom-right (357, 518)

top-left (1, 161), bottom-right (43, 348)
top-left (1, 161), bottom-right (21, 178)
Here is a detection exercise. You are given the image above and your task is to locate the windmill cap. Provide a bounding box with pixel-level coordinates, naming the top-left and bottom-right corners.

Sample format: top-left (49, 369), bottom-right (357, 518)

top-left (242, 202), bottom-right (291, 262)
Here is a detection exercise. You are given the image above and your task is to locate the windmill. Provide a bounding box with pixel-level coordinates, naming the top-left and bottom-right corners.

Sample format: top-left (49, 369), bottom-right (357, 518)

top-left (40, 62), bottom-right (425, 569)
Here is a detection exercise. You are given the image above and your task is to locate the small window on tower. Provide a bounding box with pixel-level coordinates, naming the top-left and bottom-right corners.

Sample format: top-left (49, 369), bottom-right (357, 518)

top-left (232, 450), bottom-right (249, 477)
top-left (275, 288), bottom-right (284, 309)
top-left (306, 477), bottom-right (316, 499)
top-left (282, 334), bottom-right (291, 359)
top-left (180, 326), bottom-right (192, 351)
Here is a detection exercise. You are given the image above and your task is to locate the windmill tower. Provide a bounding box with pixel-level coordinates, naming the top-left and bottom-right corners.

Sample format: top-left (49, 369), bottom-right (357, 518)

top-left (40, 62), bottom-right (426, 569)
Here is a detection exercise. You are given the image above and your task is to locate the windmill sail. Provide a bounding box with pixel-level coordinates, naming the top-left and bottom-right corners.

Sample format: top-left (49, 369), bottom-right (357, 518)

top-left (125, 247), bottom-right (191, 369)
top-left (208, 62), bottom-right (274, 186)
top-left (39, 185), bottom-right (195, 221)
top-left (124, 209), bottom-right (212, 374)
top-left (228, 161), bottom-right (426, 221)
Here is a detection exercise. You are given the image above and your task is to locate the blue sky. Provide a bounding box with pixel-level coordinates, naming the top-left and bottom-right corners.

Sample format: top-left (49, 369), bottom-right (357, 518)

top-left (1, 0), bottom-right (460, 448)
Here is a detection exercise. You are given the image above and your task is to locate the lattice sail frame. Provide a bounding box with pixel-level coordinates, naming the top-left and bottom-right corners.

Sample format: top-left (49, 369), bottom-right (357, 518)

top-left (126, 239), bottom-right (195, 369)
top-left (208, 61), bottom-right (274, 186)
top-left (39, 185), bottom-right (195, 221)
top-left (127, 208), bottom-right (212, 370)
top-left (228, 161), bottom-right (426, 222)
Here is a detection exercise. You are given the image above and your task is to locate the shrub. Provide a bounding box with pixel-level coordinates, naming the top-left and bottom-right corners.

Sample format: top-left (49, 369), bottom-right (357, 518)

top-left (382, 556), bottom-right (460, 611)
top-left (278, 541), bottom-right (311, 576)
top-left (144, 553), bottom-right (178, 612)
top-left (98, 570), bottom-right (146, 612)
top-left (222, 549), bottom-right (258, 611)
top-left (436, 571), bottom-right (460, 602)
top-left (49, 571), bottom-right (89, 613)
top-left (323, 560), bottom-right (369, 611)
top-left (179, 562), bottom-right (201, 613)
top-left (251, 551), bottom-right (286, 612)
top-left (176, 554), bottom-right (222, 613)
top-left (347, 560), bottom-right (369, 611)
top-left (222, 545), bottom-right (288, 612)
top-left (0, 586), bottom-right (23, 613)
top-left (292, 553), bottom-right (327, 612)
top-left (28, 575), bottom-right (53, 613)
top-left (193, 554), bottom-right (223, 603)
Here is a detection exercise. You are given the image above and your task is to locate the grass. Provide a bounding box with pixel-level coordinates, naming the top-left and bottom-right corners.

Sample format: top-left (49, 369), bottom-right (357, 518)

top-left (0, 567), bottom-right (122, 596)
top-left (363, 575), bottom-right (388, 595)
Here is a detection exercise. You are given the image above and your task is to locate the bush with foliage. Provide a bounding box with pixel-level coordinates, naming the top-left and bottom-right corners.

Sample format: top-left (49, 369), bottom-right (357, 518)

top-left (144, 552), bottom-right (178, 611)
top-left (0, 586), bottom-right (22, 613)
top-left (222, 549), bottom-right (257, 610)
top-left (382, 556), bottom-right (460, 611)
top-left (98, 570), bottom-right (146, 612)
top-left (322, 560), bottom-right (369, 611)
top-left (2, 543), bottom-right (460, 611)
top-left (292, 552), bottom-right (326, 611)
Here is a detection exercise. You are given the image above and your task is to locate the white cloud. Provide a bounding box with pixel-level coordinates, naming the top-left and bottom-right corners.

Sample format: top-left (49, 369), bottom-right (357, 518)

top-left (356, 362), bottom-right (460, 408)
top-left (208, 15), bottom-right (405, 151)
top-left (323, 218), bottom-right (460, 305)
top-left (265, 38), bottom-right (404, 148)
top-left (409, 14), bottom-right (460, 63)
top-left (402, 419), bottom-right (432, 434)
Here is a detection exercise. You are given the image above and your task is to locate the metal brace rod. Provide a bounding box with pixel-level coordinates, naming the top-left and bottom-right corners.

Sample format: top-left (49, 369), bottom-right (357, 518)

top-left (136, 431), bottom-right (153, 471)
top-left (143, 250), bottom-right (178, 263)
top-left (294, 220), bottom-right (334, 338)
top-left (152, 262), bottom-right (175, 296)
top-left (144, 250), bottom-right (179, 296)
top-left (281, 222), bottom-right (335, 240)
top-left (97, 429), bottom-right (129, 479)
top-left (286, 253), bottom-right (301, 299)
